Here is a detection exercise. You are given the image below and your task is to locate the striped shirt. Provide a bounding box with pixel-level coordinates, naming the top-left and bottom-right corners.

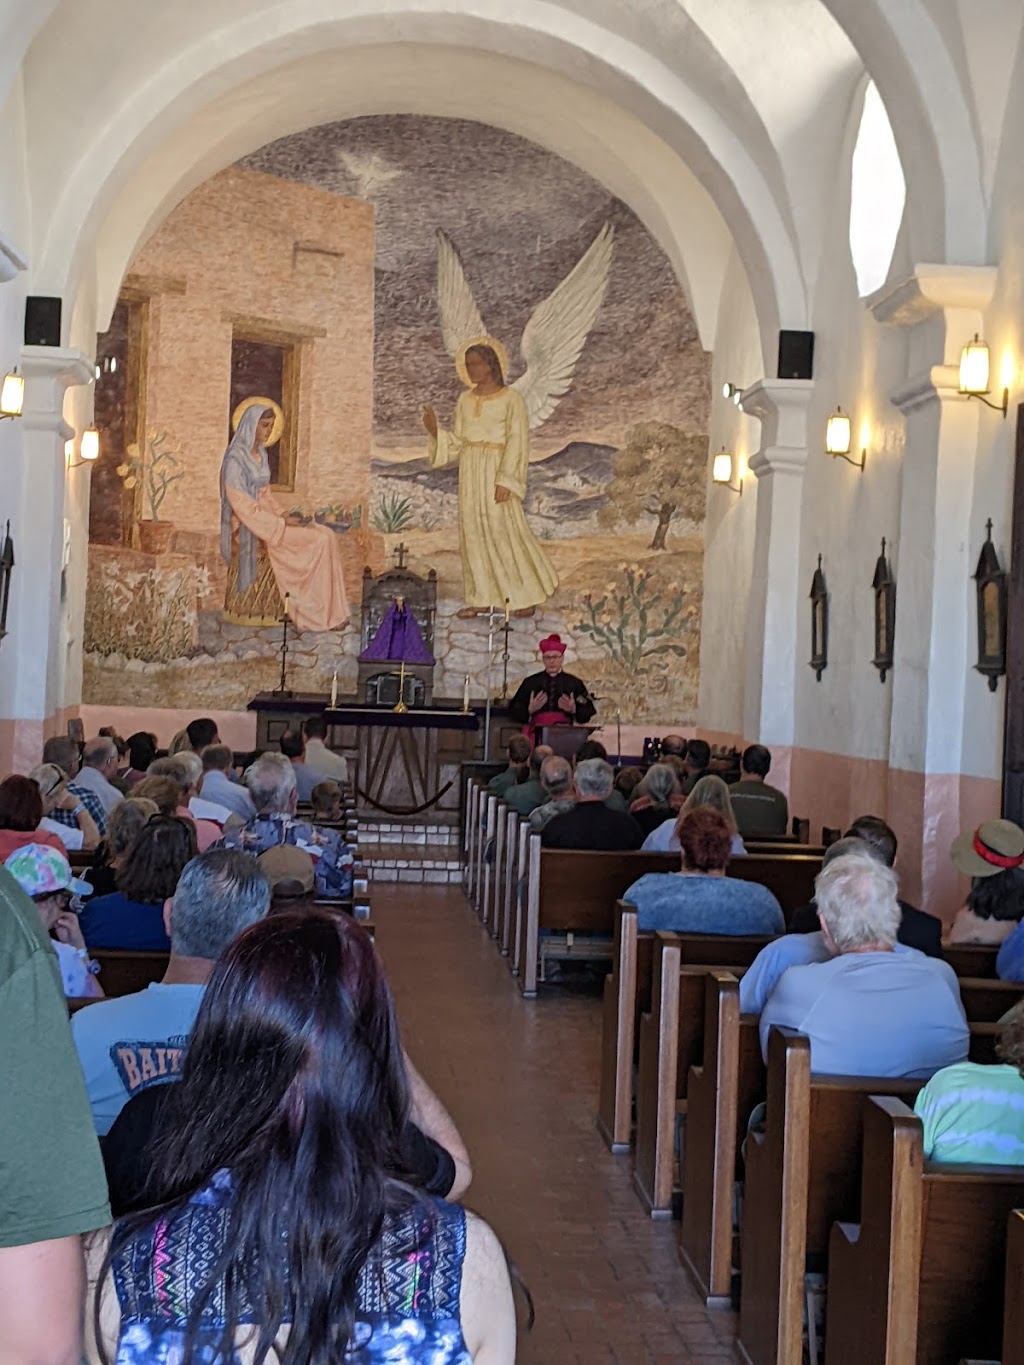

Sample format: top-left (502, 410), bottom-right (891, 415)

top-left (914, 1061), bottom-right (1024, 1164)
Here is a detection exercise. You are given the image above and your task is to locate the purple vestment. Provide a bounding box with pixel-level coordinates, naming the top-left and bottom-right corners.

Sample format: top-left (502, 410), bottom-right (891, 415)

top-left (359, 600), bottom-right (435, 663)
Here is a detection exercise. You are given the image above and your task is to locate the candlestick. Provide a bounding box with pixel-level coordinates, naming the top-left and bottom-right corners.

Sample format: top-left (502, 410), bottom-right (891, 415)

top-left (392, 660), bottom-right (409, 713)
top-left (330, 670), bottom-right (338, 708)
top-left (283, 592), bottom-right (290, 620)
top-left (462, 673), bottom-right (470, 713)
top-left (504, 598), bottom-right (510, 624)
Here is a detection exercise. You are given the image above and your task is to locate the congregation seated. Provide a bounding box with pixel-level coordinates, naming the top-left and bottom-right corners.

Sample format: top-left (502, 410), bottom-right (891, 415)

top-left (641, 774), bottom-right (746, 856)
top-left (541, 758), bottom-right (643, 850)
top-left (147, 755), bottom-right (221, 851)
top-left (72, 848), bottom-right (271, 1135)
top-left (0, 774), bottom-right (76, 860)
top-left (488, 733), bottom-right (532, 795)
top-left (83, 796), bottom-right (159, 898)
top-left (70, 736), bottom-right (124, 820)
top-left (628, 763), bottom-right (682, 838)
top-left (503, 743), bottom-right (552, 817)
top-left (180, 715), bottom-right (220, 754)
top-left (759, 850), bottom-right (969, 1075)
top-left (572, 739), bottom-right (629, 811)
top-left (788, 815), bottom-right (942, 955)
top-left (624, 807), bottom-right (783, 933)
top-left (659, 732), bottom-right (687, 760)
top-left (118, 730), bottom-right (157, 789)
top-left (528, 754), bottom-right (576, 831)
top-left (311, 778), bottom-right (345, 823)
top-left (280, 728), bottom-right (320, 803)
top-left (946, 817), bottom-right (1024, 946)
top-left (913, 999), bottom-right (1024, 1163)
top-left (130, 773), bottom-right (180, 816)
top-left (198, 742), bottom-right (256, 820)
top-left (302, 712), bottom-right (350, 785)
top-left (41, 734), bottom-right (109, 836)
top-left (30, 762), bottom-right (102, 852)
top-left (4, 843), bottom-right (102, 1000)
top-left (680, 738), bottom-right (710, 795)
top-left (86, 912), bottom-right (513, 1362)
top-left (218, 752), bottom-right (355, 898)
top-left (727, 742), bottom-right (788, 839)
top-left (78, 815), bottom-right (197, 951)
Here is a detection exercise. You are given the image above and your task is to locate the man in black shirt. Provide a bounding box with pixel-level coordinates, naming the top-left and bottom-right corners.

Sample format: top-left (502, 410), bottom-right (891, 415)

top-left (542, 759), bottom-right (643, 851)
top-left (508, 632), bottom-right (595, 739)
top-left (788, 815), bottom-right (942, 956)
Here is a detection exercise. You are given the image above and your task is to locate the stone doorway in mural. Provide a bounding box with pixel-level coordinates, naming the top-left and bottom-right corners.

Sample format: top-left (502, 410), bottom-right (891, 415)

top-left (83, 115), bottom-right (709, 725)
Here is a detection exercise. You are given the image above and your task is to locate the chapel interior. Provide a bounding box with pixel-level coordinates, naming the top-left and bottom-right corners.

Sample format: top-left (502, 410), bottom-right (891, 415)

top-left (6, 1), bottom-right (1024, 1362)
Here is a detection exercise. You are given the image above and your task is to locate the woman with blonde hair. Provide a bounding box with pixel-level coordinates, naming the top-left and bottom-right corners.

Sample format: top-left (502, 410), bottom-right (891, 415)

top-left (83, 796), bottom-right (159, 898)
top-left (641, 774), bottom-right (746, 856)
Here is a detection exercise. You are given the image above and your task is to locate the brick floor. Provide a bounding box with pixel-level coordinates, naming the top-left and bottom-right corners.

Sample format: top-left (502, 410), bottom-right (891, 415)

top-left (373, 884), bottom-right (739, 1364)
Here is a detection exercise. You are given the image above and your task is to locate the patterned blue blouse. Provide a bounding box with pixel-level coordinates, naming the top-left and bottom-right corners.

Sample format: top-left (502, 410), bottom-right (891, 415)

top-left (109, 1170), bottom-right (470, 1362)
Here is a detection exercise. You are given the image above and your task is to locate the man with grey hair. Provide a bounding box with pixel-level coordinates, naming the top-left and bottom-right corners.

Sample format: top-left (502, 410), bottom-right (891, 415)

top-left (71, 849), bottom-right (271, 1134)
top-left (529, 754), bottom-right (576, 832)
top-left (218, 752), bottom-right (354, 898)
top-left (758, 851), bottom-right (969, 1076)
top-left (70, 736), bottom-right (123, 817)
top-left (541, 757), bottom-right (643, 850)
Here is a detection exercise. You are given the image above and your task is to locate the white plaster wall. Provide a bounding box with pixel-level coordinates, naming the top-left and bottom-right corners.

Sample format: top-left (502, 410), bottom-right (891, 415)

top-left (696, 248), bottom-right (761, 737)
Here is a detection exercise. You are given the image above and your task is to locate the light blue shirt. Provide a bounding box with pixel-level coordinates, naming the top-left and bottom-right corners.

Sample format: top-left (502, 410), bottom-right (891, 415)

top-left (738, 931), bottom-right (832, 1015)
top-left (623, 872), bottom-right (785, 936)
top-left (998, 920), bottom-right (1024, 982)
top-left (71, 983), bottom-right (206, 1135)
top-left (758, 950), bottom-right (970, 1077)
top-left (640, 818), bottom-right (746, 857)
top-left (198, 768), bottom-right (255, 821)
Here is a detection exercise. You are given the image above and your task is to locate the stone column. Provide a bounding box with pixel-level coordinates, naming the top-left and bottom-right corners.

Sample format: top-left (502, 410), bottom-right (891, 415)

top-left (740, 379), bottom-right (814, 789)
top-left (872, 265), bottom-right (997, 908)
top-left (0, 344), bottom-right (92, 770)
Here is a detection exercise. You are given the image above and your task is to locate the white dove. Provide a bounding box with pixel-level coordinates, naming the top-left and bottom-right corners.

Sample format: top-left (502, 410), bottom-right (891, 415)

top-left (337, 149), bottom-right (402, 200)
top-left (435, 223), bottom-right (615, 430)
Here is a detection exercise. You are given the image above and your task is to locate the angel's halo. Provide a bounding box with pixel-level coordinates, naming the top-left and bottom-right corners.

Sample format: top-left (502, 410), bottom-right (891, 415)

top-left (455, 336), bottom-right (510, 388)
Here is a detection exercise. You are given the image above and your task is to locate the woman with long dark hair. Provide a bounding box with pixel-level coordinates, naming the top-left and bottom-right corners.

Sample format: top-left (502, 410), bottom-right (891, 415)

top-left (86, 911), bottom-right (515, 1363)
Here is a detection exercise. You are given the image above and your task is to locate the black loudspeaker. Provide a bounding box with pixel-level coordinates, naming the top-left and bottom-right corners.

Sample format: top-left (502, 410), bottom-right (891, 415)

top-left (24, 296), bottom-right (62, 348)
top-left (777, 329), bottom-right (814, 380)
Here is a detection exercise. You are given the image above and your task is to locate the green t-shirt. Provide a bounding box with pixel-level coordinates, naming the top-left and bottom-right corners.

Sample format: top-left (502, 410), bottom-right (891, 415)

top-left (0, 866), bottom-right (110, 1246)
top-left (728, 779), bottom-right (789, 838)
top-left (914, 1061), bottom-right (1024, 1164)
top-left (487, 769), bottom-right (518, 796)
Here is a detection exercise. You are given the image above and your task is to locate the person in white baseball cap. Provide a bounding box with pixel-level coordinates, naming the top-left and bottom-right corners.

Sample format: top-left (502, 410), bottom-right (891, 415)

top-left (4, 842), bottom-right (102, 999)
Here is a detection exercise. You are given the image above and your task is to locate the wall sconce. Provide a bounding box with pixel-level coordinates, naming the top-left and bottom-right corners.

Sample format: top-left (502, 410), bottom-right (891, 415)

top-left (959, 334), bottom-right (1008, 417)
top-left (722, 382), bottom-right (743, 407)
top-left (712, 449), bottom-right (743, 495)
top-left (67, 429), bottom-right (100, 469)
top-left (0, 370), bottom-right (24, 421)
top-left (825, 406), bottom-right (865, 470)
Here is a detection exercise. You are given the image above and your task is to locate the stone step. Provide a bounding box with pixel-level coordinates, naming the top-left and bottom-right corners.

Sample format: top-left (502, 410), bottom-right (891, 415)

top-left (357, 821), bottom-right (460, 848)
top-left (363, 840), bottom-right (463, 884)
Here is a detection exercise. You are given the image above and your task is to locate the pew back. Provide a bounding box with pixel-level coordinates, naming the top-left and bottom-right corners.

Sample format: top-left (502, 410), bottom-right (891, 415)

top-left (93, 949), bottom-right (169, 997)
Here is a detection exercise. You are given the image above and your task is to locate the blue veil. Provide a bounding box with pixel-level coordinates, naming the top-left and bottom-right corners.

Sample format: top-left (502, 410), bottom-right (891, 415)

top-left (220, 405), bottom-right (273, 592)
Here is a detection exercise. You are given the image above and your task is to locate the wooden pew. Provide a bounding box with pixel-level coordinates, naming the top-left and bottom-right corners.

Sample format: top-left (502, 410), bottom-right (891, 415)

top-left (1002, 1209), bottom-right (1024, 1365)
top-left (517, 836), bottom-right (822, 997)
top-left (476, 793), bottom-right (497, 918)
top-left (824, 1097), bottom-right (1024, 1365)
top-left (497, 810), bottom-right (519, 956)
top-left (737, 1029), bottom-right (926, 1365)
top-left (463, 778), bottom-right (480, 893)
top-left (92, 949), bottom-right (169, 997)
top-left (510, 819), bottom-right (530, 974)
top-left (483, 801), bottom-right (509, 937)
top-left (598, 904), bottom-right (654, 1150)
top-left (943, 941), bottom-right (1000, 979)
top-left (956, 977), bottom-right (1023, 1022)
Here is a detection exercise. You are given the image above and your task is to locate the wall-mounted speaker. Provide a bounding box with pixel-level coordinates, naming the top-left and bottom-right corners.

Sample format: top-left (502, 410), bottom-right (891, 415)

top-left (777, 329), bottom-right (814, 381)
top-left (24, 296), bottom-right (62, 348)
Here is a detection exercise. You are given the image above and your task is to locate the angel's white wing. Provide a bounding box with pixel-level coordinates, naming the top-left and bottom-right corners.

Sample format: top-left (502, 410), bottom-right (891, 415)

top-left (513, 223), bottom-right (615, 430)
top-left (435, 230), bottom-right (487, 358)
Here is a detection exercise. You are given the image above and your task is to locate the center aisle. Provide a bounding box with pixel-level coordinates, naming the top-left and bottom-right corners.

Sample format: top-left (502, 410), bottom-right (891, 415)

top-left (371, 883), bottom-right (739, 1364)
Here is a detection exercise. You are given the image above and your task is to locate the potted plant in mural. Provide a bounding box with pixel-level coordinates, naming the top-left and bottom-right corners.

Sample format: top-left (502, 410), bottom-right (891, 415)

top-left (597, 421), bottom-right (706, 550)
top-left (116, 428), bottom-right (186, 555)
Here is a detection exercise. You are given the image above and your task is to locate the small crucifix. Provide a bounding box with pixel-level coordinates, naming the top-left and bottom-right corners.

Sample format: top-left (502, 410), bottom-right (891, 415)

top-left (393, 541), bottom-right (409, 570)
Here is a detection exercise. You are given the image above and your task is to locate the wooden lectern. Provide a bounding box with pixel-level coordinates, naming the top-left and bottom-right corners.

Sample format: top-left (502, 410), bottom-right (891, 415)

top-left (539, 724), bottom-right (598, 763)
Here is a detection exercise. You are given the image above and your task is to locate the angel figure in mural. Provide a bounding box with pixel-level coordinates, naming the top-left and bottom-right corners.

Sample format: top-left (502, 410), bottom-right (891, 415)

top-left (219, 401), bottom-right (350, 633)
top-left (422, 223), bottom-right (614, 618)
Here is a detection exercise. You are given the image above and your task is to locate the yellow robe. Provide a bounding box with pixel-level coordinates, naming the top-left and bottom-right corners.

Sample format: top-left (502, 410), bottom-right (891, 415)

top-left (429, 386), bottom-right (558, 610)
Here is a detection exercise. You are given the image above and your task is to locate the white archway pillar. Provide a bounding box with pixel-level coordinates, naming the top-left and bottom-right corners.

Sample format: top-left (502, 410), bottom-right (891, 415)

top-left (0, 344), bottom-right (92, 771)
top-left (740, 379), bottom-right (814, 785)
top-left (872, 265), bottom-right (996, 907)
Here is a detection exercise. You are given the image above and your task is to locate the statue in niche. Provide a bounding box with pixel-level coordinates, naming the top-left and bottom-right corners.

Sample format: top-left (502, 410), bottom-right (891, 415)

top-left (219, 400), bottom-right (350, 633)
top-left (422, 225), bottom-right (614, 618)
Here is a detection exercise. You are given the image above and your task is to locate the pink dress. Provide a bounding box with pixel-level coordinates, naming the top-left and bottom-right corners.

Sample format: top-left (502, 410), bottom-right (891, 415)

top-left (224, 483), bottom-right (349, 634)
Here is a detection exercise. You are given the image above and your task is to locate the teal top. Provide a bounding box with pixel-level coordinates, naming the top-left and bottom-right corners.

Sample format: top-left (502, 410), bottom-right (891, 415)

top-left (914, 1061), bottom-right (1024, 1163)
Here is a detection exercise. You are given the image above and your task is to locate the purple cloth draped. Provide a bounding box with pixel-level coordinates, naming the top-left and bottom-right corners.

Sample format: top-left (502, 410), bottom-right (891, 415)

top-left (359, 600), bottom-right (435, 663)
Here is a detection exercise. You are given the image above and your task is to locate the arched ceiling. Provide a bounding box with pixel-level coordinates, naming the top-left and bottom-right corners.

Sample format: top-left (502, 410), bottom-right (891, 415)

top-left (0, 0), bottom-right (991, 368)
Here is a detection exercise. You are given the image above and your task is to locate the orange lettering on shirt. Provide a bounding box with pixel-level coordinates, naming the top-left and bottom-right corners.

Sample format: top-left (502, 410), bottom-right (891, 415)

top-left (116, 1048), bottom-right (142, 1091)
top-left (139, 1049), bottom-right (157, 1082)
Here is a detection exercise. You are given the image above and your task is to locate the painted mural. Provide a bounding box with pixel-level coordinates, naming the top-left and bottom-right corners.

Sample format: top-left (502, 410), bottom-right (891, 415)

top-left (83, 116), bottom-right (709, 722)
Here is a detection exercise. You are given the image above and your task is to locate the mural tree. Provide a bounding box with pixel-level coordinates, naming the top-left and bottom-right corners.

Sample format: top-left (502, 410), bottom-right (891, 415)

top-left (598, 421), bottom-right (706, 550)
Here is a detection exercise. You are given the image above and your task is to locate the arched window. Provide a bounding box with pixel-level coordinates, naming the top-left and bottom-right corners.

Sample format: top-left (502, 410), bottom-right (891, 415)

top-left (849, 82), bottom-right (906, 298)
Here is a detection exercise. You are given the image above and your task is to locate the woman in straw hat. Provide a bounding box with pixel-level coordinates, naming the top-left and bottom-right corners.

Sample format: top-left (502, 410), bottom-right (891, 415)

top-left (947, 818), bottom-right (1024, 944)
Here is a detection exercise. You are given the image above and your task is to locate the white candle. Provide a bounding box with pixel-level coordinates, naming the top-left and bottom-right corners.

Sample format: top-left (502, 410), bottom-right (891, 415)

top-left (330, 670), bottom-right (338, 708)
top-left (504, 599), bottom-right (510, 624)
top-left (463, 673), bottom-right (470, 711)
top-left (283, 593), bottom-right (290, 620)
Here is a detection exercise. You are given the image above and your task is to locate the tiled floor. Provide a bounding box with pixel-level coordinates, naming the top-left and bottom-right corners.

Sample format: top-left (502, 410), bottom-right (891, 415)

top-left (373, 883), bottom-right (739, 1364)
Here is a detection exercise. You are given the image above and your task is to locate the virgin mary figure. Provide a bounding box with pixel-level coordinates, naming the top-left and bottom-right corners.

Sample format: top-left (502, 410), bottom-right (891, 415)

top-left (219, 403), bottom-right (349, 633)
